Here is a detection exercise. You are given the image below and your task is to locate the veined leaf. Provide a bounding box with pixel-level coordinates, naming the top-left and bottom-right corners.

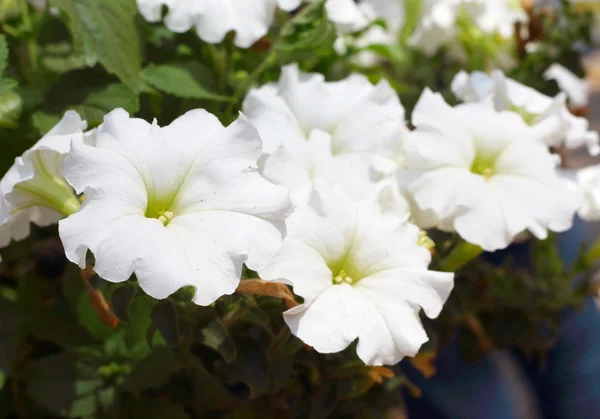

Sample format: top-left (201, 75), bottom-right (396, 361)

top-left (141, 63), bottom-right (233, 102)
top-left (50, 0), bottom-right (142, 91)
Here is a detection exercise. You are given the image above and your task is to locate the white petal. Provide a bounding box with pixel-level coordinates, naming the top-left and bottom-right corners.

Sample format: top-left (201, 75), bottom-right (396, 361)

top-left (332, 79), bottom-right (407, 159)
top-left (325, 0), bottom-right (371, 33)
top-left (277, 64), bottom-right (374, 133)
top-left (242, 84), bottom-right (306, 154)
top-left (544, 63), bottom-right (589, 108)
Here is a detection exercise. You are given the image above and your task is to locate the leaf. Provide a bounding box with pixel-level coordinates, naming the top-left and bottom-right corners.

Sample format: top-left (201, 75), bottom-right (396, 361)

top-left (0, 90), bottom-right (21, 128)
top-left (122, 347), bottom-right (180, 392)
top-left (24, 352), bottom-right (77, 415)
top-left (111, 284), bottom-right (137, 322)
top-left (40, 42), bottom-right (88, 74)
top-left (32, 111), bottom-right (62, 136)
top-left (50, 0), bottom-right (142, 91)
top-left (19, 274), bottom-right (95, 348)
top-left (0, 35), bottom-right (7, 76)
top-left (196, 318), bottom-right (236, 363)
top-left (141, 63), bottom-right (233, 102)
top-left (0, 298), bottom-right (24, 378)
top-left (71, 83), bottom-right (139, 126)
top-left (151, 300), bottom-right (179, 347)
top-left (218, 339), bottom-right (269, 399)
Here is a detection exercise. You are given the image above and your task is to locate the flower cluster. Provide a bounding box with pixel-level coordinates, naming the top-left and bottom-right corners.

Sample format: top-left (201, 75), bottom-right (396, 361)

top-left (2, 1), bottom-right (599, 369)
top-left (3, 55), bottom-right (598, 364)
top-left (136, 0), bottom-right (527, 62)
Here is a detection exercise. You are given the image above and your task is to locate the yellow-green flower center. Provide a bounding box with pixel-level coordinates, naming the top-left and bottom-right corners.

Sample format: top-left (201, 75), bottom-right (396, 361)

top-left (332, 269), bottom-right (355, 285)
top-left (470, 153), bottom-right (497, 180)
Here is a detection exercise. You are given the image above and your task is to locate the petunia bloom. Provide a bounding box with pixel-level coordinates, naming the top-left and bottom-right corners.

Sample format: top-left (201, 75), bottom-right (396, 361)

top-left (242, 64), bottom-right (408, 204)
top-left (410, 0), bottom-right (527, 56)
top-left (136, 0), bottom-right (369, 48)
top-left (0, 111), bottom-right (87, 249)
top-left (259, 185), bottom-right (454, 366)
top-left (574, 164), bottom-right (600, 223)
top-left (59, 109), bottom-right (293, 306)
top-left (544, 63), bottom-right (590, 109)
top-left (404, 89), bottom-right (581, 252)
top-left (451, 69), bottom-right (600, 156)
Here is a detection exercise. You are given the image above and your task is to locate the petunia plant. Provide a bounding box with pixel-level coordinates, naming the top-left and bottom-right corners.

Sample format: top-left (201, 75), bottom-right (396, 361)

top-left (0, 0), bottom-right (599, 418)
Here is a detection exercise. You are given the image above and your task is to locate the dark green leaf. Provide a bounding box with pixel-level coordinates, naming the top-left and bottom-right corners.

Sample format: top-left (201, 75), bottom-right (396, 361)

top-left (24, 352), bottom-right (77, 414)
top-left (19, 274), bottom-right (95, 348)
top-left (218, 339), bottom-right (269, 398)
top-left (0, 299), bottom-right (24, 378)
top-left (151, 300), bottom-right (179, 346)
top-left (196, 318), bottom-right (236, 363)
top-left (111, 284), bottom-right (137, 322)
top-left (122, 347), bottom-right (179, 392)
top-left (141, 63), bottom-right (233, 102)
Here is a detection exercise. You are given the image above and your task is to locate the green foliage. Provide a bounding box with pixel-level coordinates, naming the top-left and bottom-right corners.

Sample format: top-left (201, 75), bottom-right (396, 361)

top-left (50, 0), bottom-right (142, 91)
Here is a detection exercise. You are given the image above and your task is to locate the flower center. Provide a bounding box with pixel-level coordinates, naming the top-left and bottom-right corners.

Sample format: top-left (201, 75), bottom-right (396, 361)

top-left (145, 203), bottom-right (176, 226)
top-left (332, 269), bottom-right (355, 285)
top-left (470, 153), bottom-right (496, 179)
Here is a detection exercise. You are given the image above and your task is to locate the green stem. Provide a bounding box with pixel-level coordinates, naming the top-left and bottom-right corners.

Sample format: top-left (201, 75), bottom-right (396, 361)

top-left (18, 0), bottom-right (38, 71)
top-left (439, 241), bottom-right (483, 272)
top-left (234, 49), bottom-right (277, 99)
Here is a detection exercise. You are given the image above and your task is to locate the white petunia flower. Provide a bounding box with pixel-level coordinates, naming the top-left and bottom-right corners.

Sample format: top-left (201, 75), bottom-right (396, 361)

top-left (136, 0), bottom-right (370, 48)
top-left (451, 70), bottom-right (600, 156)
top-left (59, 109), bottom-right (293, 306)
top-left (404, 89), bottom-right (581, 252)
top-left (575, 164), bottom-right (600, 222)
top-left (335, 0), bottom-right (405, 67)
top-left (323, 0), bottom-right (373, 33)
top-left (0, 111), bottom-right (87, 248)
top-left (544, 63), bottom-right (590, 109)
top-left (259, 185), bottom-right (454, 366)
top-left (243, 64), bottom-right (408, 204)
top-left (410, 0), bottom-right (526, 56)
top-left (136, 0), bottom-right (301, 48)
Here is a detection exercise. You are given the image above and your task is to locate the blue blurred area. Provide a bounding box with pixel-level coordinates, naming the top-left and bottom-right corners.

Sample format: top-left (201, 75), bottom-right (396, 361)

top-left (400, 216), bottom-right (600, 419)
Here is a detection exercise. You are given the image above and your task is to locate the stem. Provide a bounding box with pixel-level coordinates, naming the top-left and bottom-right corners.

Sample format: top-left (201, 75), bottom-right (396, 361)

top-left (234, 49), bottom-right (277, 99)
top-left (18, 0), bottom-right (38, 71)
top-left (439, 241), bottom-right (483, 272)
top-left (236, 279), bottom-right (299, 309)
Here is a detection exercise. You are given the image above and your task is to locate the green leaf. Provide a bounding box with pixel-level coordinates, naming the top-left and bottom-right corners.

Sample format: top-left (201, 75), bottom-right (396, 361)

top-left (111, 284), bottom-right (137, 322)
top-left (151, 300), bottom-right (179, 347)
top-left (122, 347), bottom-right (179, 392)
top-left (24, 352), bottom-right (77, 415)
top-left (71, 83), bottom-right (139, 126)
top-left (218, 339), bottom-right (269, 399)
top-left (19, 274), bottom-right (95, 348)
top-left (0, 298), bottom-right (24, 379)
top-left (0, 90), bottom-right (21, 129)
top-left (141, 63), bottom-right (233, 102)
top-left (0, 35), bottom-right (8, 76)
top-left (32, 111), bottom-right (62, 136)
top-left (196, 319), bottom-right (236, 363)
top-left (50, 0), bottom-right (142, 91)
top-left (40, 42), bottom-right (88, 74)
